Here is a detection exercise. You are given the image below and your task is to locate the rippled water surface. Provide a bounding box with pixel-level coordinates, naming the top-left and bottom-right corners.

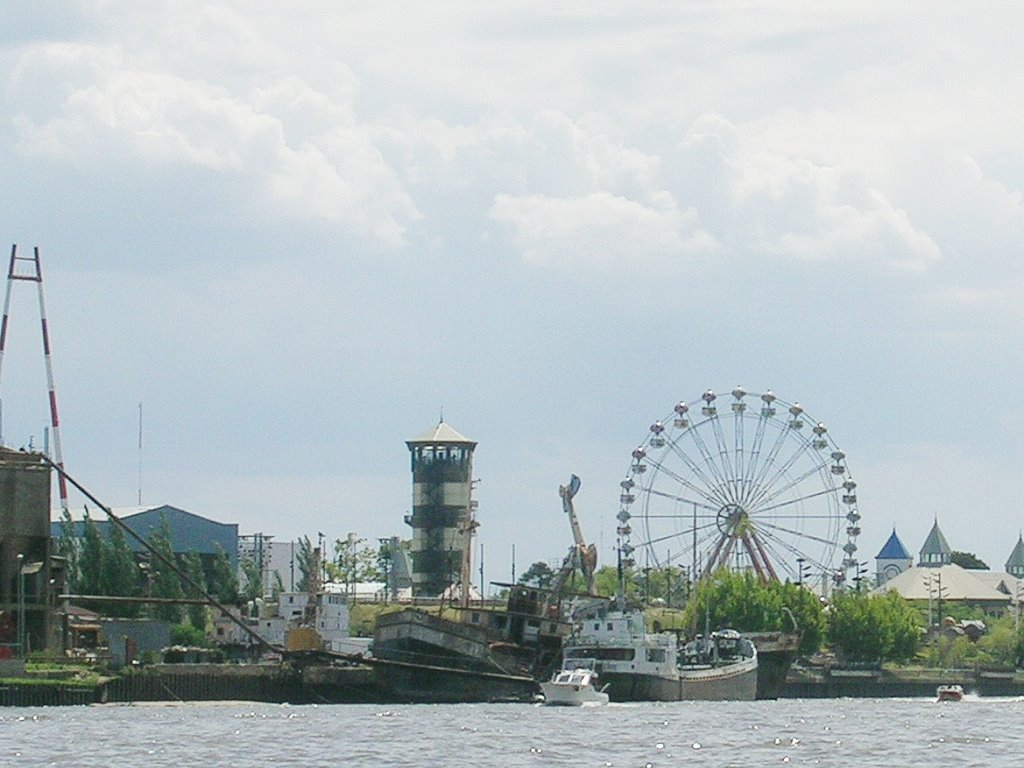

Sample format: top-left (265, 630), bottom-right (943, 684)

top-left (1, 696), bottom-right (1018, 767)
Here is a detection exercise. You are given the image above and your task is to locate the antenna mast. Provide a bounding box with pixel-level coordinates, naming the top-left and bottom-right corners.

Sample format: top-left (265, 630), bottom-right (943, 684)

top-left (0, 245), bottom-right (70, 515)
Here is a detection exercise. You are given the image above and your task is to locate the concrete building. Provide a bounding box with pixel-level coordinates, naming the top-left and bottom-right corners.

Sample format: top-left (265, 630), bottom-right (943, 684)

top-left (0, 449), bottom-right (54, 657)
top-left (404, 421), bottom-right (478, 598)
top-left (213, 586), bottom-right (356, 654)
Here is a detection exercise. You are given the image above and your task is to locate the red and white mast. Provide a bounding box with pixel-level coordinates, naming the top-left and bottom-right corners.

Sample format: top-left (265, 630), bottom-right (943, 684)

top-left (0, 244), bottom-right (69, 515)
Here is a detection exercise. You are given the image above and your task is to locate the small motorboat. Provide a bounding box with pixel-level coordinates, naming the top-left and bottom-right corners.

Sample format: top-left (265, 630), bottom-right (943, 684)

top-left (936, 684), bottom-right (964, 702)
top-left (540, 666), bottom-right (609, 707)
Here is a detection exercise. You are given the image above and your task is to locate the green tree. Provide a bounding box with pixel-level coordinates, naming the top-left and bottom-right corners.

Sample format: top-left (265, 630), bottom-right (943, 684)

top-left (78, 508), bottom-right (106, 601)
top-left (518, 561), bottom-right (556, 588)
top-left (828, 590), bottom-right (921, 663)
top-left (950, 551), bottom-right (988, 570)
top-left (239, 554), bottom-right (263, 603)
top-left (680, 570), bottom-right (826, 654)
top-left (209, 542), bottom-right (239, 604)
top-left (101, 523), bottom-right (141, 617)
top-left (328, 536), bottom-right (382, 592)
top-left (57, 508), bottom-right (80, 595)
top-left (295, 535), bottom-right (317, 592)
top-left (183, 551), bottom-right (209, 631)
top-left (148, 515), bottom-right (183, 623)
top-left (593, 564), bottom-right (641, 602)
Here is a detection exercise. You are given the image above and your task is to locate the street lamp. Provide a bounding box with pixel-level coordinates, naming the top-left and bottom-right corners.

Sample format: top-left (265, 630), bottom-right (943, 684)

top-left (16, 553), bottom-right (25, 658)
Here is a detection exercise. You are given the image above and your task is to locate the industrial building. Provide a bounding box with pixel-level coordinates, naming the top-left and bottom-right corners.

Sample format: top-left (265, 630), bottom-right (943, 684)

top-left (0, 448), bottom-right (56, 657)
top-left (51, 504), bottom-right (239, 572)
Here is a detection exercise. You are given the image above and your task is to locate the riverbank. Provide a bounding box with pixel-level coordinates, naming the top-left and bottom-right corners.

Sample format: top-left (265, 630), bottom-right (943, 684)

top-left (781, 664), bottom-right (1024, 698)
top-left (6, 661), bottom-right (1024, 706)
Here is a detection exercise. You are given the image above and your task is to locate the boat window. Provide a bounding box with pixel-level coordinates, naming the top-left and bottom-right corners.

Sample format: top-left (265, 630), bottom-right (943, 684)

top-left (570, 647), bottom-right (634, 661)
top-left (647, 648), bottom-right (666, 663)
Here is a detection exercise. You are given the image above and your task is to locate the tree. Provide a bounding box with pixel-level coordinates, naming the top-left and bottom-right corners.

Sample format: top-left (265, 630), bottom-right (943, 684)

top-left (148, 515), bottom-right (183, 623)
top-left (57, 508), bottom-right (80, 595)
top-left (328, 536), bottom-right (382, 593)
top-left (101, 522), bottom-right (141, 617)
top-left (518, 561), bottom-right (556, 588)
top-left (78, 508), bottom-right (106, 601)
top-left (680, 570), bottom-right (826, 654)
top-left (209, 542), bottom-right (239, 604)
top-left (593, 565), bottom-right (640, 602)
top-left (950, 551), bottom-right (988, 570)
top-left (295, 535), bottom-right (317, 592)
top-left (239, 554), bottom-right (263, 603)
top-left (828, 590), bottom-right (921, 663)
top-left (183, 551), bottom-right (209, 631)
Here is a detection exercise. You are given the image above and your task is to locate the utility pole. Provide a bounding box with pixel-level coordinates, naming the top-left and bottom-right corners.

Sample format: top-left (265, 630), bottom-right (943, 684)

top-left (16, 553), bottom-right (25, 657)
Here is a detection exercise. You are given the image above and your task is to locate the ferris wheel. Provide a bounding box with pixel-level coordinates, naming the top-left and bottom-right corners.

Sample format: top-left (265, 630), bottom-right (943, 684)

top-left (616, 387), bottom-right (860, 586)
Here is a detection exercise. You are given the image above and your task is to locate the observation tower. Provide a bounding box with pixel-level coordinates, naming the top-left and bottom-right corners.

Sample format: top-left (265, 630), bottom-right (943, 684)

top-left (405, 421), bottom-right (477, 598)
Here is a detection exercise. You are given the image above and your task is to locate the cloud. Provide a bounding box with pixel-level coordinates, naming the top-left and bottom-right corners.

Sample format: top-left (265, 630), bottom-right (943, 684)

top-left (490, 191), bottom-right (714, 267)
top-left (8, 40), bottom-right (419, 246)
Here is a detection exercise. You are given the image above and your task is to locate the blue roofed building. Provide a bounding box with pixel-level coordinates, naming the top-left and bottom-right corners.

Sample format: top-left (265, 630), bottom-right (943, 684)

top-left (875, 528), bottom-right (913, 586)
top-left (51, 504), bottom-right (238, 570)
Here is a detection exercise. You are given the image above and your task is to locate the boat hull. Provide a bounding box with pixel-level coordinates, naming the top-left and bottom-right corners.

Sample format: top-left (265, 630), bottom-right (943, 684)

top-left (370, 657), bottom-right (538, 703)
top-left (598, 657), bottom-right (758, 702)
top-left (744, 631), bottom-right (801, 700)
top-left (540, 682), bottom-right (609, 706)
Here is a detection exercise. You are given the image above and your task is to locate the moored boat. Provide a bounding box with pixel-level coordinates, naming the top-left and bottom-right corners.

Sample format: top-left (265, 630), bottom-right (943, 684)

top-left (370, 584), bottom-right (571, 703)
top-left (540, 663), bottom-right (609, 706)
top-left (561, 605), bottom-right (758, 702)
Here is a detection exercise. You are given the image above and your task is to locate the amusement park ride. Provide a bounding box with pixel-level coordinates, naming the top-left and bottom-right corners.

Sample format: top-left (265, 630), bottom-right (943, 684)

top-left (616, 387), bottom-right (861, 590)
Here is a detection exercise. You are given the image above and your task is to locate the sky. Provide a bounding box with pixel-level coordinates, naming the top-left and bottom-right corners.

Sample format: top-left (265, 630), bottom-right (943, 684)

top-left (0, 2), bottom-right (1022, 589)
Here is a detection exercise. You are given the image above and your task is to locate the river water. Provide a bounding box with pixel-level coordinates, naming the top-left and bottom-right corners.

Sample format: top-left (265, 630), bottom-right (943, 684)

top-left (1, 696), bottom-right (1017, 767)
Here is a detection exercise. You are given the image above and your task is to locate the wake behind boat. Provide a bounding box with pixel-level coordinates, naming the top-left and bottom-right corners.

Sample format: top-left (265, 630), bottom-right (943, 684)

top-left (540, 662), bottom-right (609, 706)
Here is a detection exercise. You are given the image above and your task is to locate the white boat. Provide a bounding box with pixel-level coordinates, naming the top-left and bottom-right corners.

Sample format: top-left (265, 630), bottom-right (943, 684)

top-left (540, 664), bottom-right (610, 706)
top-left (561, 606), bottom-right (758, 702)
top-left (936, 684), bottom-right (964, 702)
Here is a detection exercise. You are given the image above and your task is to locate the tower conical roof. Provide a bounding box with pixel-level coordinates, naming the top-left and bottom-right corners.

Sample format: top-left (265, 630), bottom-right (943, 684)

top-left (407, 421), bottom-right (476, 447)
top-left (919, 520), bottom-right (952, 563)
top-left (876, 528), bottom-right (911, 560)
top-left (1005, 534), bottom-right (1024, 571)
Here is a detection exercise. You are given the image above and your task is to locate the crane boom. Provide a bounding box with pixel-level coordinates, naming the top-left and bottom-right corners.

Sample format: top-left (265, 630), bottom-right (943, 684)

top-left (554, 474), bottom-right (598, 596)
top-left (560, 474), bottom-right (585, 549)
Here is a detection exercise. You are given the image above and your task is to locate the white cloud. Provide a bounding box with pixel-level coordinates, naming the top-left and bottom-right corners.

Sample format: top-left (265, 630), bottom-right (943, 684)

top-left (490, 191), bottom-right (714, 267)
top-left (9, 39), bottom-right (419, 245)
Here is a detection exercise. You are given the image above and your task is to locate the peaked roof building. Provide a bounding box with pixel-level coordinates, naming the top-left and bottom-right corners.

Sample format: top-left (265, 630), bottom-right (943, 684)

top-left (1006, 535), bottom-right (1024, 579)
top-left (874, 563), bottom-right (1011, 606)
top-left (876, 528), bottom-right (913, 586)
top-left (919, 520), bottom-right (952, 567)
top-left (877, 529), bottom-right (911, 560)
